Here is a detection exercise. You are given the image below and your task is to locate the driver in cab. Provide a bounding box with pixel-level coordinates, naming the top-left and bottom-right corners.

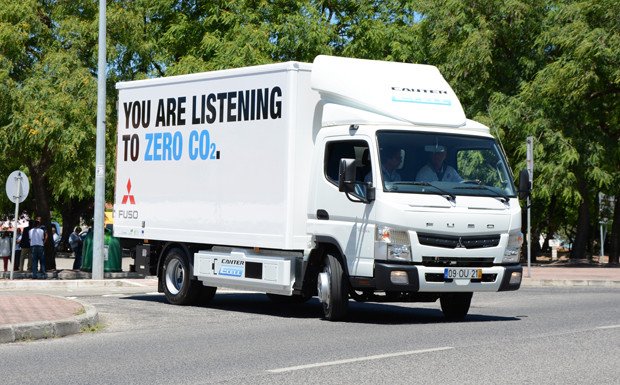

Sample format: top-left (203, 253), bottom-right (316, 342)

top-left (416, 145), bottom-right (463, 182)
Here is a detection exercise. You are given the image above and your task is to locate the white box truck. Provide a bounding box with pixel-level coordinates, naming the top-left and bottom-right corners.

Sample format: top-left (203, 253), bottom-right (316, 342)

top-left (114, 55), bottom-right (529, 320)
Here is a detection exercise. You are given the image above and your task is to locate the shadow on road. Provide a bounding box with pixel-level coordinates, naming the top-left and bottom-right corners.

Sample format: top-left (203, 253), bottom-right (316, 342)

top-left (121, 292), bottom-right (521, 325)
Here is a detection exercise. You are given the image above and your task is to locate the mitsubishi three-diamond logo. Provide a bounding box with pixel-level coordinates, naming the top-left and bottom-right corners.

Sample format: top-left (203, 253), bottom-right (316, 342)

top-left (121, 179), bottom-right (136, 204)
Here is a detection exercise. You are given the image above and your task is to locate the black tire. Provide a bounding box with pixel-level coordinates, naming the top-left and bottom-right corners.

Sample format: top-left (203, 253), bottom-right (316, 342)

top-left (266, 293), bottom-right (312, 304)
top-left (162, 247), bottom-right (202, 305)
top-left (316, 253), bottom-right (349, 321)
top-left (440, 292), bottom-right (473, 319)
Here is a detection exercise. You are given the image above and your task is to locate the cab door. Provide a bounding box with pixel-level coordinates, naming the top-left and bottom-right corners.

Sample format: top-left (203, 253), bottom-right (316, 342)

top-left (308, 137), bottom-right (376, 278)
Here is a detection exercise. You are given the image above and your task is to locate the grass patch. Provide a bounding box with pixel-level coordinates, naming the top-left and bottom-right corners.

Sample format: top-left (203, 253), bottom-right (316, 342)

top-left (81, 323), bottom-right (105, 333)
top-left (18, 332), bottom-right (34, 342)
top-left (73, 308), bottom-right (86, 316)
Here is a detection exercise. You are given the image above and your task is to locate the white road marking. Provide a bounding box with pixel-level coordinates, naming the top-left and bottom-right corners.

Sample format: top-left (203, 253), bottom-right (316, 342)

top-left (267, 346), bottom-right (453, 373)
top-left (597, 325), bottom-right (620, 330)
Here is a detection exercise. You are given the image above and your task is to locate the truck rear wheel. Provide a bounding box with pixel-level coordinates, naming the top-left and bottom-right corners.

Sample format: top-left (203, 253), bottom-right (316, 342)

top-left (162, 248), bottom-right (202, 305)
top-left (440, 292), bottom-right (473, 319)
top-left (317, 253), bottom-right (349, 321)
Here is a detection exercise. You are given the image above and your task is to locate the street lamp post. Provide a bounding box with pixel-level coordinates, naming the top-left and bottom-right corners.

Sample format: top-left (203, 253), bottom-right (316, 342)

top-left (93, 0), bottom-right (106, 280)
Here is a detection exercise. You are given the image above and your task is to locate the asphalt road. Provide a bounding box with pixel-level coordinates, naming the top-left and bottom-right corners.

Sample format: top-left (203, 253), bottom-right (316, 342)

top-left (1, 286), bottom-right (619, 384)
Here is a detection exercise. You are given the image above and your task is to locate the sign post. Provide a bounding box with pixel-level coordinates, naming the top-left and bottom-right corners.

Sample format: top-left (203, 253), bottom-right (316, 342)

top-left (526, 137), bottom-right (533, 278)
top-left (5, 171), bottom-right (29, 280)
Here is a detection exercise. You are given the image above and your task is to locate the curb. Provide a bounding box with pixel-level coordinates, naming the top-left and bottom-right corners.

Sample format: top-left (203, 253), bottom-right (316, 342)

top-left (521, 279), bottom-right (620, 288)
top-left (0, 279), bottom-right (151, 290)
top-left (0, 297), bottom-right (99, 344)
top-left (0, 270), bottom-right (143, 280)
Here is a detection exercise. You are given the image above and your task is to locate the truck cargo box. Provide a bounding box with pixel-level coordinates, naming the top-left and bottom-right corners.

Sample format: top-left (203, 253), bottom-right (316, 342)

top-left (115, 62), bottom-right (320, 250)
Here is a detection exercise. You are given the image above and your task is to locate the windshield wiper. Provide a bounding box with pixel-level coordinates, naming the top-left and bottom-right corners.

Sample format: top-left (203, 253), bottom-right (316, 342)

top-left (454, 185), bottom-right (510, 203)
top-left (393, 181), bottom-right (456, 202)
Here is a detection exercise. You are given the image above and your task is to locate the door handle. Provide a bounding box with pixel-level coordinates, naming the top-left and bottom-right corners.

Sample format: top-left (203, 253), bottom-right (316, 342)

top-left (316, 209), bottom-right (329, 220)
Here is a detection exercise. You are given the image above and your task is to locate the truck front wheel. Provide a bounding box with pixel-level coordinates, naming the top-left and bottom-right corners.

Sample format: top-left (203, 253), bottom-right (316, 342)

top-left (440, 292), bottom-right (473, 319)
top-left (317, 253), bottom-right (349, 321)
top-left (162, 248), bottom-right (202, 305)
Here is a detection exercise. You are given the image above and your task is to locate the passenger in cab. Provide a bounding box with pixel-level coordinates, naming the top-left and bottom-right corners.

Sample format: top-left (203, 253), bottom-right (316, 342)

top-left (366, 146), bottom-right (403, 183)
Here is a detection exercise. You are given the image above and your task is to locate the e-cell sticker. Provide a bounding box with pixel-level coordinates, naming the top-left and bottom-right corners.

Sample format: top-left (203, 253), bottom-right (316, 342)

top-left (219, 265), bottom-right (244, 277)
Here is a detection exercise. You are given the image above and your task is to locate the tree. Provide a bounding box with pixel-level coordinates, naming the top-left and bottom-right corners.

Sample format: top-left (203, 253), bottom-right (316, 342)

top-left (2, 0), bottom-right (616, 266)
top-left (0, 0), bottom-right (99, 267)
top-left (411, 0), bottom-right (551, 260)
top-left (413, 0), bottom-right (618, 261)
top-left (491, 0), bottom-right (619, 259)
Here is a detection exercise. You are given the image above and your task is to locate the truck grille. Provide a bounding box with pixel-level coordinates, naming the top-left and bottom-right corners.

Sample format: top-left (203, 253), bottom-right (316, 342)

top-left (417, 233), bottom-right (500, 249)
top-left (422, 257), bottom-right (495, 267)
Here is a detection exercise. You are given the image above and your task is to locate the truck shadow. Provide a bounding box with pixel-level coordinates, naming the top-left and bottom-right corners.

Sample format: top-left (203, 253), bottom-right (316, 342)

top-left (122, 292), bottom-right (521, 325)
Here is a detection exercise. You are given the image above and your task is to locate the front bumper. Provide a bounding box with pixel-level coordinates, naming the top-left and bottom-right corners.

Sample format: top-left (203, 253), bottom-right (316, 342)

top-left (351, 263), bottom-right (522, 292)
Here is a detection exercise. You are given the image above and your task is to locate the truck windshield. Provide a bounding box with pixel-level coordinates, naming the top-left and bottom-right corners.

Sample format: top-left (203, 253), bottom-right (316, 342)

top-left (376, 131), bottom-right (516, 198)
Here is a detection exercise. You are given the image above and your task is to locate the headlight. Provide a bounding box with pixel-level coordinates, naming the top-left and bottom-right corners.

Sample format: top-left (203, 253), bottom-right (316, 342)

top-left (375, 226), bottom-right (411, 262)
top-left (503, 231), bottom-right (523, 263)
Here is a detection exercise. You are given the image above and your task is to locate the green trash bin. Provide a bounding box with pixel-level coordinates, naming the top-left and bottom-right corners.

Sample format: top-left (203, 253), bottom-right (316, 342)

top-left (81, 228), bottom-right (122, 272)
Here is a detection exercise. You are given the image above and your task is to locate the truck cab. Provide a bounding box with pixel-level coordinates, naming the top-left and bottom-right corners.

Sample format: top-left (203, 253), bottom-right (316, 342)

top-left (305, 56), bottom-right (523, 320)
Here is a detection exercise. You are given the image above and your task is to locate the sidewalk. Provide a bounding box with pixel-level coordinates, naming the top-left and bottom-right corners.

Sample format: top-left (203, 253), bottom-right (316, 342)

top-left (0, 255), bottom-right (152, 343)
top-left (1, 258), bottom-right (619, 343)
top-left (1, 253), bottom-right (141, 281)
top-left (0, 294), bottom-right (99, 343)
top-left (522, 260), bottom-right (620, 287)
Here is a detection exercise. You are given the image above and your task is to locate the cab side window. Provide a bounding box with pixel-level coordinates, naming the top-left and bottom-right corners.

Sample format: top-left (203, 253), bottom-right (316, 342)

top-left (324, 140), bottom-right (371, 189)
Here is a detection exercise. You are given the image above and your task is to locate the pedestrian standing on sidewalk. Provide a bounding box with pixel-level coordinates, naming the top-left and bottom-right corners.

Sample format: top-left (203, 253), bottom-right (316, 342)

top-left (37, 216), bottom-right (56, 271)
top-left (19, 220), bottom-right (32, 272)
top-left (0, 231), bottom-right (11, 272)
top-left (30, 220), bottom-right (47, 279)
top-left (14, 228), bottom-right (22, 272)
top-left (51, 226), bottom-right (60, 270)
top-left (69, 227), bottom-right (83, 271)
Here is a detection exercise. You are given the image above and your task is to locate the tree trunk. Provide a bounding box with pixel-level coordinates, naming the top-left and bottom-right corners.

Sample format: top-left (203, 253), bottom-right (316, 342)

top-left (540, 195), bottom-right (558, 253)
top-left (571, 178), bottom-right (590, 260)
top-left (26, 155), bottom-right (56, 270)
top-left (609, 196), bottom-right (619, 265)
top-left (59, 198), bottom-right (92, 250)
top-left (531, 218), bottom-right (542, 258)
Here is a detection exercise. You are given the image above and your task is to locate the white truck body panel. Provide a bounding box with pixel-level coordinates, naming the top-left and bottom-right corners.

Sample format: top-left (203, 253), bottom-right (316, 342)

top-left (115, 62), bottom-right (320, 250)
top-left (194, 249), bottom-right (294, 295)
top-left (311, 55), bottom-right (466, 127)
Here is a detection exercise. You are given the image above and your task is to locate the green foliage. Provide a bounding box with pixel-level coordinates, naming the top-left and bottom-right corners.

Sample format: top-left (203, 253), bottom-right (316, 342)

top-left (0, 1), bottom-right (100, 223)
top-left (457, 149), bottom-right (503, 188)
top-left (489, 0), bottom-right (619, 256)
top-left (0, 0), bottom-right (617, 257)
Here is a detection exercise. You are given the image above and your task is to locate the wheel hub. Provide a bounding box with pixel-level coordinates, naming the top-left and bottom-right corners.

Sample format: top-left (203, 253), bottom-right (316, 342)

top-left (317, 269), bottom-right (330, 305)
top-left (165, 258), bottom-right (184, 295)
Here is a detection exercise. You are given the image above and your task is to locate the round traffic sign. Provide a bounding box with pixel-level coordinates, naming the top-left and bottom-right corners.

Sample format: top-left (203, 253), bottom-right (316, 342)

top-left (5, 170), bottom-right (30, 204)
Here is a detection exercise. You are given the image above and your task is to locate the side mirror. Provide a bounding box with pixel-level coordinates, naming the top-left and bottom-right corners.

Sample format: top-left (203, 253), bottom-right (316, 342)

top-left (518, 169), bottom-right (531, 201)
top-left (338, 158), bottom-right (357, 193)
top-left (338, 158), bottom-right (374, 203)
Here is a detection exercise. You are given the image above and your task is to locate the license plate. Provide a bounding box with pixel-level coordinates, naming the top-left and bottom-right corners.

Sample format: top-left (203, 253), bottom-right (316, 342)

top-left (444, 268), bottom-right (482, 279)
